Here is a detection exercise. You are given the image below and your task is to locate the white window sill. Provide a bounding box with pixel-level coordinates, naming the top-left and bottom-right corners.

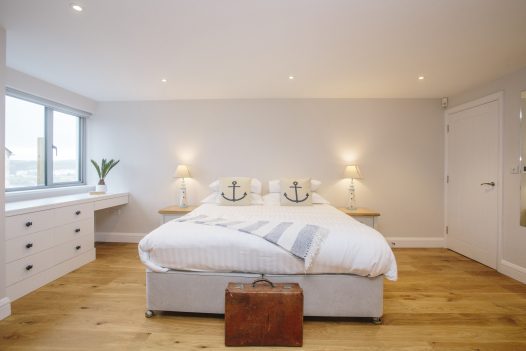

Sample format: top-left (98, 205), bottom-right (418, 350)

top-left (5, 185), bottom-right (95, 203)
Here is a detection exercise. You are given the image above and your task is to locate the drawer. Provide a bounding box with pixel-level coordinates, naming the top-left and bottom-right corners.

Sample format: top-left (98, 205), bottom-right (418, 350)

top-left (55, 233), bottom-right (95, 263)
top-left (55, 203), bottom-right (94, 225)
top-left (5, 209), bottom-right (55, 240)
top-left (54, 218), bottom-right (94, 245)
top-left (353, 216), bottom-right (375, 228)
top-left (162, 214), bottom-right (187, 223)
top-left (93, 195), bottom-right (128, 211)
top-left (5, 228), bottom-right (55, 263)
top-left (6, 246), bottom-right (58, 286)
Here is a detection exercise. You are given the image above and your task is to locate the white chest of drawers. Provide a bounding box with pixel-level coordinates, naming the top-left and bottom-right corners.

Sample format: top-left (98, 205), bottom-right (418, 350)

top-left (5, 192), bottom-right (128, 301)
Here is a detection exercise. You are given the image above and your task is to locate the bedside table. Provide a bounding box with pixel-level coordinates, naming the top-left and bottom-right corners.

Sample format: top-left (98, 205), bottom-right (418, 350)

top-left (158, 205), bottom-right (196, 224)
top-left (338, 208), bottom-right (380, 228)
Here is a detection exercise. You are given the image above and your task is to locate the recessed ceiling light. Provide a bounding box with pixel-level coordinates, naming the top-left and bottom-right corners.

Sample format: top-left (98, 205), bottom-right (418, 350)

top-left (418, 75), bottom-right (425, 80)
top-left (288, 76), bottom-right (295, 80)
top-left (161, 78), bottom-right (167, 83)
top-left (71, 4), bottom-right (83, 12)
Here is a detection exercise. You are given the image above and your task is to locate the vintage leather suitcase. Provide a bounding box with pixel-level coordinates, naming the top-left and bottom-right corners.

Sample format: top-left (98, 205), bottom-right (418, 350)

top-left (225, 279), bottom-right (303, 347)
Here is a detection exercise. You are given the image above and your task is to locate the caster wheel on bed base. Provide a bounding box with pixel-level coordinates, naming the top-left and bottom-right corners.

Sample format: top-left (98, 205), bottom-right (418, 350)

top-left (145, 310), bottom-right (154, 318)
top-left (372, 317), bottom-right (383, 325)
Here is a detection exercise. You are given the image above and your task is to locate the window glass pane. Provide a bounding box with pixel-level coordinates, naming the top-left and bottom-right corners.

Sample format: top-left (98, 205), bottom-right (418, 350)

top-left (53, 111), bottom-right (80, 183)
top-left (5, 96), bottom-right (46, 189)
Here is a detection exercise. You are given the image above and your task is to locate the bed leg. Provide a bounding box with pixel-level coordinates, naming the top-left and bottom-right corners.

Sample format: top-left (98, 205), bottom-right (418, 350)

top-left (372, 317), bottom-right (383, 325)
top-left (145, 310), bottom-right (154, 318)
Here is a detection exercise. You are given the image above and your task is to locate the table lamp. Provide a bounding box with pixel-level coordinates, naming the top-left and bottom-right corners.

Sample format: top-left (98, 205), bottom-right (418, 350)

top-left (344, 165), bottom-right (362, 210)
top-left (174, 165), bottom-right (191, 208)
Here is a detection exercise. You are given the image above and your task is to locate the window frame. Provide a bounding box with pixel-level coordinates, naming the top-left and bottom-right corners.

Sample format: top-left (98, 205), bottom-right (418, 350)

top-left (5, 89), bottom-right (89, 192)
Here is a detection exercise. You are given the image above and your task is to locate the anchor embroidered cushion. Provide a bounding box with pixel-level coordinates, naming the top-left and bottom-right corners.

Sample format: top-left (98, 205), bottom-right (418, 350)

top-left (269, 179), bottom-right (321, 193)
top-left (209, 178), bottom-right (262, 194)
top-left (280, 178), bottom-right (313, 206)
top-left (218, 177), bottom-right (252, 206)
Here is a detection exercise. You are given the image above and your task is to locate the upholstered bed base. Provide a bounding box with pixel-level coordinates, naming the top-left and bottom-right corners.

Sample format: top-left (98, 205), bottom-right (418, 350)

top-left (145, 270), bottom-right (383, 318)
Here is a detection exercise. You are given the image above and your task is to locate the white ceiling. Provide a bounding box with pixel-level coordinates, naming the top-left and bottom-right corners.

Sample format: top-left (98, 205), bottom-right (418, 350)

top-left (1, 0), bottom-right (526, 101)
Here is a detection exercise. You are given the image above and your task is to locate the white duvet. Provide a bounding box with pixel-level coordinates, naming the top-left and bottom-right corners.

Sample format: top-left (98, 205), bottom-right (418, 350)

top-left (139, 204), bottom-right (397, 280)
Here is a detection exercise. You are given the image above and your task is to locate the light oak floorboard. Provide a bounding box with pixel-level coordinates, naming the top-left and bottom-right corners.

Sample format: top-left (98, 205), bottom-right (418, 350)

top-left (0, 243), bottom-right (525, 350)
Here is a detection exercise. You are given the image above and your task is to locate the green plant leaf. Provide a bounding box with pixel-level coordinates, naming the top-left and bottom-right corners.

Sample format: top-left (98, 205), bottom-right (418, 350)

top-left (104, 160), bottom-right (120, 178)
top-left (90, 159), bottom-right (102, 179)
top-left (92, 158), bottom-right (119, 180)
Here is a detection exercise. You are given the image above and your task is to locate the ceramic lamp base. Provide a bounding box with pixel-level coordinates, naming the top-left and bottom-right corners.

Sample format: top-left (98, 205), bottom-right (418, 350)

top-left (178, 181), bottom-right (187, 208)
top-left (347, 179), bottom-right (357, 210)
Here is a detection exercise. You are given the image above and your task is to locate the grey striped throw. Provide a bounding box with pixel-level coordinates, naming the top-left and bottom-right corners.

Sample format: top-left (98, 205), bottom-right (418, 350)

top-left (176, 214), bottom-right (328, 270)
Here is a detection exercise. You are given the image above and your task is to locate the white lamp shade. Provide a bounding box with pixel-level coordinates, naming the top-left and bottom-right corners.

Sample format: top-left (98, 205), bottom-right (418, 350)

top-left (344, 165), bottom-right (362, 179)
top-left (174, 165), bottom-right (191, 178)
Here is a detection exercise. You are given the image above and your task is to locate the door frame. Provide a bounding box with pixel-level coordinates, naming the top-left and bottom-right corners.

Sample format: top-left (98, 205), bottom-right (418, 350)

top-left (444, 91), bottom-right (503, 269)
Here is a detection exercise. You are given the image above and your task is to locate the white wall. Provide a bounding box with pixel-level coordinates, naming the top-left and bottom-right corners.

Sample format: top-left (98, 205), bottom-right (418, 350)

top-left (88, 99), bottom-right (444, 243)
top-left (6, 68), bottom-right (97, 114)
top-left (449, 65), bottom-right (526, 283)
top-left (0, 26), bottom-right (10, 320)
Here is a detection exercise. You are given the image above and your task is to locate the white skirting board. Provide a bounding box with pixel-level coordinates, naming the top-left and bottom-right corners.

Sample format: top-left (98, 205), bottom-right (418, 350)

top-left (0, 297), bottom-right (11, 320)
top-left (385, 236), bottom-right (445, 248)
top-left (95, 232), bottom-right (145, 243)
top-left (499, 260), bottom-right (526, 284)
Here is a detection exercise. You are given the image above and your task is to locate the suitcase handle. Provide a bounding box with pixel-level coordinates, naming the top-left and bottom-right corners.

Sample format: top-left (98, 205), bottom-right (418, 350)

top-left (252, 278), bottom-right (275, 288)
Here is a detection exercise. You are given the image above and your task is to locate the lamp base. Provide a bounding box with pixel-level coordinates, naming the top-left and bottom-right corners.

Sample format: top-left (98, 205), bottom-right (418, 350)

top-left (178, 191), bottom-right (187, 208)
top-left (178, 179), bottom-right (188, 208)
top-left (347, 179), bottom-right (357, 211)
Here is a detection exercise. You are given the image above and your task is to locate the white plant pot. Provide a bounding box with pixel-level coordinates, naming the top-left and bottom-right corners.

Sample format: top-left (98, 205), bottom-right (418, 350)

top-left (96, 184), bottom-right (107, 193)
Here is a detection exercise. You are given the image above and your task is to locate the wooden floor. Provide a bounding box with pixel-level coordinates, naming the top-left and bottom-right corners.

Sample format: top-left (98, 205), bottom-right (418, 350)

top-left (0, 244), bottom-right (525, 350)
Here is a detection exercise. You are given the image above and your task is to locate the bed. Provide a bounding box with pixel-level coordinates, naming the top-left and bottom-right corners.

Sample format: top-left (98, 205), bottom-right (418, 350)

top-left (138, 201), bottom-right (397, 322)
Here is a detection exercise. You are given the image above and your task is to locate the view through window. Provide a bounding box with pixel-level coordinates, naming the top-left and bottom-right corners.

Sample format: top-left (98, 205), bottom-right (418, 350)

top-left (53, 111), bottom-right (81, 183)
top-left (5, 94), bottom-right (84, 190)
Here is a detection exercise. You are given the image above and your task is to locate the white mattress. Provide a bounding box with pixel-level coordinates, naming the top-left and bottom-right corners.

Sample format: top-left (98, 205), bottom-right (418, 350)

top-left (139, 204), bottom-right (397, 280)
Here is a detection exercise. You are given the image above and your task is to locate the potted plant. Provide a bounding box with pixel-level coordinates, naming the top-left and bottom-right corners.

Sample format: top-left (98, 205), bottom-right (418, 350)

top-left (91, 158), bottom-right (120, 193)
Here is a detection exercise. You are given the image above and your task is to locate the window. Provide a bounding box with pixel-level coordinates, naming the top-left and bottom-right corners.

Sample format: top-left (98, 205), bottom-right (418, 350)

top-left (5, 97), bottom-right (46, 188)
top-left (53, 111), bottom-right (81, 183)
top-left (5, 90), bottom-right (88, 191)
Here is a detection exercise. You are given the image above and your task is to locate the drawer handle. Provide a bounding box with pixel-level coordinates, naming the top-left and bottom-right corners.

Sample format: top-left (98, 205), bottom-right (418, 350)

top-left (25, 221), bottom-right (33, 227)
top-left (75, 228), bottom-right (81, 233)
top-left (26, 264), bottom-right (33, 271)
top-left (75, 210), bottom-right (81, 215)
top-left (26, 243), bottom-right (33, 249)
top-left (75, 245), bottom-right (81, 250)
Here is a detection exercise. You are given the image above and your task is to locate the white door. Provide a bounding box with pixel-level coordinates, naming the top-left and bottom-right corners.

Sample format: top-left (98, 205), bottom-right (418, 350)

top-left (446, 96), bottom-right (500, 269)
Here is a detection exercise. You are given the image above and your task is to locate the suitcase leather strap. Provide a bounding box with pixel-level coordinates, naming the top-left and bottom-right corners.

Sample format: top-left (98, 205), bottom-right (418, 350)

top-left (252, 278), bottom-right (275, 288)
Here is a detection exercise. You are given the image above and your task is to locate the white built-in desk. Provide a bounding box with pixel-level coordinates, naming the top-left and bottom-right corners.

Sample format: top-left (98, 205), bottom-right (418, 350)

top-left (5, 192), bottom-right (129, 301)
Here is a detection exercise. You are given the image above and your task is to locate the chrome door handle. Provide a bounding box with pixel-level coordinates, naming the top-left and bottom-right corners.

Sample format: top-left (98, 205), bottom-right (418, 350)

top-left (480, 182), bottom-right (495, 186)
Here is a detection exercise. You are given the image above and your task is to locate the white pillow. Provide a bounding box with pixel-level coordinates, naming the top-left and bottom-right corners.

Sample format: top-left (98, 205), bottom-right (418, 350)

top-left (201, 193), bottom-right (264, 205)
top-left (268, 179), bottom-right (321, 193)
top-left (311, 192), bottom-right (330, 204)
top-left (209, 178), bottom-right (262, 194)
top-left (263, 192), bottom-right (329, 205)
